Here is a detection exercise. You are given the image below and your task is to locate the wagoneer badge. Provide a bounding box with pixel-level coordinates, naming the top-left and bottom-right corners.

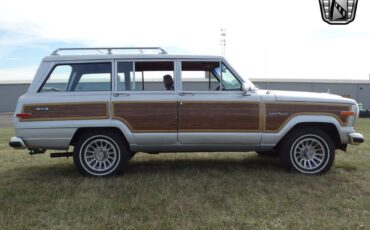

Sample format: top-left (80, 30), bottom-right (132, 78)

top-left (34, 107), bottom-right (49, 111)
top-left (319, 0), bottom-right (358, 25)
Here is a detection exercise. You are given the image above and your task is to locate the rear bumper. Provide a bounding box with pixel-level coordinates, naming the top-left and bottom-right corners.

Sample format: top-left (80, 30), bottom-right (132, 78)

top-left (9, 137), bottom-right (26, 149)
top-left (348, 133), bottom-right (364, 145)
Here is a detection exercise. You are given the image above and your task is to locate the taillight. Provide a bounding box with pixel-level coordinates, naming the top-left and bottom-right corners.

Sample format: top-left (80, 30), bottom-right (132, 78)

top-left (16, 113), bottom-right (32, 119)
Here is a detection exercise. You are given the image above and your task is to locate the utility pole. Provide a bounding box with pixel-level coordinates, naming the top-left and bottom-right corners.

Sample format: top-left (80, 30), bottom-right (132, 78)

top-left (220, 28), bottom-right (226, 57)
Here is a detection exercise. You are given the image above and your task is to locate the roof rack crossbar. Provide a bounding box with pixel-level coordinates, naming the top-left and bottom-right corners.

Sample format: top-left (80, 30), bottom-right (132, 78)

top-left (51, 47), bottom-right (167, 55)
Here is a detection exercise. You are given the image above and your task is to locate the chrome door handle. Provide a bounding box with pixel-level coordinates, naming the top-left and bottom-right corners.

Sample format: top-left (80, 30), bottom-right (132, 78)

top-left (179, 92), bottom-right (195, 96)
top-left (113, 92), bottom-right (130, 97)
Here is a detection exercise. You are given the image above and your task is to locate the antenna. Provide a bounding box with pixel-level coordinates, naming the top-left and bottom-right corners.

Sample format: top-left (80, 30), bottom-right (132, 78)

top-left (220, 28), bottom-right (227, 57)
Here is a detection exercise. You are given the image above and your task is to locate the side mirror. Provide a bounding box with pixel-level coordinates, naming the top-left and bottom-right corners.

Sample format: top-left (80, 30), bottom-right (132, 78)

top-left (242, 83), bottom-right (249, 91)
top-left (242, 83), bottom-right (251, 96)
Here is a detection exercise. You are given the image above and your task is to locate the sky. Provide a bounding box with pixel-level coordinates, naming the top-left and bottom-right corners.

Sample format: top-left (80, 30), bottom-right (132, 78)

top-left (0, 0), bottom-right (369, 82)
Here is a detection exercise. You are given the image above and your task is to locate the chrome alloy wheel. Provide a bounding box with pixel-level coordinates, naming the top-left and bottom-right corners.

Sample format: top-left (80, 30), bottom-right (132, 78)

top-left (290, 134), bottom-right (330, 174)
top-left (80, 136), bottom-right (120, 176)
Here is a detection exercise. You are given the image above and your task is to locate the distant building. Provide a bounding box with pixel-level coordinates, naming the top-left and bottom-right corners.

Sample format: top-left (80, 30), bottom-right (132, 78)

top-left (0, 79), bottom-right (369, 112)
top-left (252, 78), bottom-right (370, 108)
top-left (0, 81), bottom-right (30, 113)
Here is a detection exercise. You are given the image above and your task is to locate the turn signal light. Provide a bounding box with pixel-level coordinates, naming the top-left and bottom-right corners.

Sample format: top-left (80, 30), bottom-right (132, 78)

top-left (341, 111), bottom-right (355, 116)
top-left (16, 113), bottom-right (32, 119)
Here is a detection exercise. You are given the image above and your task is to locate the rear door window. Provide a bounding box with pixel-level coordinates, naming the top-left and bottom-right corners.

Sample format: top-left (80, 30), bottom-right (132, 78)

top-left (117, 61), bottom-right (174, 91)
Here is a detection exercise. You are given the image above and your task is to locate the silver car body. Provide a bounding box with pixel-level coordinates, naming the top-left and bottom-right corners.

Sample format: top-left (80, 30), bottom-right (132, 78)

top-left (10, 51), bottom-right (363, 152)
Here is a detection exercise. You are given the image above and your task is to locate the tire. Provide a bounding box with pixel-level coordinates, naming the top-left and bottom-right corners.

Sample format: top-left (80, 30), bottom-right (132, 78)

top-left (280, 128), bottom-right (335, 175)
top-left (73, 130), bottom-right (130, 176)
top-left (256, 150), bottom-right (279, 157)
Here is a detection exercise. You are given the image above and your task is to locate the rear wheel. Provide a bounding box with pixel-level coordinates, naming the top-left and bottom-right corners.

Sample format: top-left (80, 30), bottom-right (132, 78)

top-left (73, 130), bottom-right (129, 176)
top-left (280, 128), bottom-right (335, 175)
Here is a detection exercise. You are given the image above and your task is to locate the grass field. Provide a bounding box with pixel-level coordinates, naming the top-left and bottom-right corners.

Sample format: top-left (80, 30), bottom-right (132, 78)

top-left (0, 120), bottom-right (369, 229)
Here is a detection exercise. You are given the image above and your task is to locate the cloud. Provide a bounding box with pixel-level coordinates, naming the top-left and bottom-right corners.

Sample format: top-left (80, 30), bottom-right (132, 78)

top-left (0, 66), bottom-right (38, 82)
top-left (0, 0), bottom-right (369, 81)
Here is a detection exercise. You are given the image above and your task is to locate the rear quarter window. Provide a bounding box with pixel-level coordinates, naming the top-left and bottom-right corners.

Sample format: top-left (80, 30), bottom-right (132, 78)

top-left (40, 63), bottom-right (112, 92)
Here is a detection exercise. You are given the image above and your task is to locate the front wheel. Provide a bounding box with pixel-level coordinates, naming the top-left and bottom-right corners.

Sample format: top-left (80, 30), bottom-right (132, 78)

top-left (280, 128), bottom-right (335, 175)
top-left (73, 130), bottom-right (129, 176)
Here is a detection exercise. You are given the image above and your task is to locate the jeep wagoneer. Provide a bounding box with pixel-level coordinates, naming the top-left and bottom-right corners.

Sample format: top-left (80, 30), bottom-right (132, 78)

top-left (9, 47), bottom-right (364, 176)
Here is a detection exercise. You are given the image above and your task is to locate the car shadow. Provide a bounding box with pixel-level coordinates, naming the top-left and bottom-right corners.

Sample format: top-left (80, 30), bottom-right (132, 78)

top-left (127, 155), bottom-right (282, 175)
top-left (0, 155), bottom-right (283, 179)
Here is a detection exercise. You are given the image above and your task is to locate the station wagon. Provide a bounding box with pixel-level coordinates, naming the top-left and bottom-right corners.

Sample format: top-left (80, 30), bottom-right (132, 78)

top-left (9, 47), bottom-right (364, 176)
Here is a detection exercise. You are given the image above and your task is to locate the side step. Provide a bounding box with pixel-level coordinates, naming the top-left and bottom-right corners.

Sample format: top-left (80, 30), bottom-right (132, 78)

top-left (50, 152), bottom-right (73, 158)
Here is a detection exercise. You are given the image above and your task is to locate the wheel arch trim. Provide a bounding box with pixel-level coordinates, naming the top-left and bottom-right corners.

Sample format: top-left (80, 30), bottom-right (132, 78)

top-left (69, 120), bottom-right (136, 147)
top-left (261, 115), bottom-right (345, 146)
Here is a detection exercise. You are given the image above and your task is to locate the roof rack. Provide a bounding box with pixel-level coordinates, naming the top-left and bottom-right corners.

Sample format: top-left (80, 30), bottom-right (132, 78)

top-left (51, 47), bottom-right (168, 55)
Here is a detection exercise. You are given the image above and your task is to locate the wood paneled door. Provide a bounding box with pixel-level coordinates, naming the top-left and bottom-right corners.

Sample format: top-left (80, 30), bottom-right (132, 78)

top-left (112, 60), bottom-right (178, 145)
top-left (177, 60), bottom-right (262, 145)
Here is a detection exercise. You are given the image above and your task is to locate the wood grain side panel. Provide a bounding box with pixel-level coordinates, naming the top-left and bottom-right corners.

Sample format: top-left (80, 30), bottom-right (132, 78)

top-left (265, 103), bottom-right (350, 131)
top-left (178, 102), bottom-right (260, 132)
top-left (22, 103), bottom-right (108, 121)
top-left (113, 102), bottom-right (177, 132)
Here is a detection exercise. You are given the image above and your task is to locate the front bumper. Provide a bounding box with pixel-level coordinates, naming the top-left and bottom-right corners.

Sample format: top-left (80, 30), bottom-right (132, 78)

top-left (9, 137), bottom-right (26, 149)
top-left (348, 133), bottom-right (364, 145)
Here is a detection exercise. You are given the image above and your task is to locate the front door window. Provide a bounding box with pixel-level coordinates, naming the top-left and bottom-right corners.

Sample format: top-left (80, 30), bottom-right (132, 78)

top-left (216, 64), bottom-right (242, 90)
top-left (181, 61), bottom-right (220, 91)
top-left (181, 61), bottom-right (242, 91)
